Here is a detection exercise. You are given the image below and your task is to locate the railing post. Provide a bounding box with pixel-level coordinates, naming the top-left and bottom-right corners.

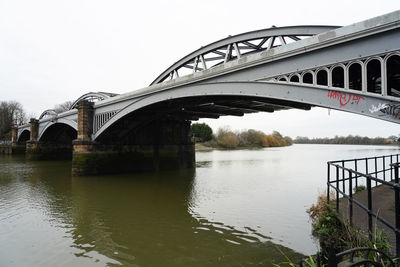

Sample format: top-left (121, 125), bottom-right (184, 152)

top-left (349, 170), bottom-right (353, 227)
top-left (355, 159), bottom-right (358, 189)
top-left (383, 156), bottom-right (386, 181)
top-left (327, 163), bottom-right (330, 204)
top-left (327, 247), bottom-right (337, 267)
top-left (374, 157), bottom-right (378, 186)
top-left (342, 160), bottom-right (345, 195)
top-left (394, 164), bottom-right (400, 257)
top-left (367, 174), bottom-right (373, 240)
top-left (336, 165), bottom-right (339, 213)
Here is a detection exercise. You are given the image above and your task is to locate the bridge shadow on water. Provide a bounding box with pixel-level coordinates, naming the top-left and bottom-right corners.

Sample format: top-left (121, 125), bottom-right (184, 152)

top-left (0, 156), bottom-right (304, 266)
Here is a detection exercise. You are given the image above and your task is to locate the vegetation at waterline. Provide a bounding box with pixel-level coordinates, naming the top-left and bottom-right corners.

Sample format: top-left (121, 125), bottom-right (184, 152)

top-left (307, 192), bottom-right (392, 262)
top-left (191, 123), bottom-right (293, 149)
top-left (190, 123), bottom-right (213, 142)
top-left (295, 135), bottom-right (399, 145)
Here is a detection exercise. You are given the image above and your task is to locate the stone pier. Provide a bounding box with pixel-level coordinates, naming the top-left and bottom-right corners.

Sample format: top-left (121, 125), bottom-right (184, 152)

top-left (25, 119), bottom-right (40, 160)
top-left (72, 100), bottom-right (195, 176)
top-left (9, 126), bottom-right (25, 154)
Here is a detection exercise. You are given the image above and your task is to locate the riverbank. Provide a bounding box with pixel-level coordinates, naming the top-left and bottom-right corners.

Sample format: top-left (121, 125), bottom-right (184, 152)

top-left (194, 141), bottom-right (292, 151)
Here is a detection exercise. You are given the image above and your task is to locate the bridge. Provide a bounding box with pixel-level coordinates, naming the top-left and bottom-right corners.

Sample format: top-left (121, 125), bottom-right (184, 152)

top-left (12, 10), bottom-right (400, 175)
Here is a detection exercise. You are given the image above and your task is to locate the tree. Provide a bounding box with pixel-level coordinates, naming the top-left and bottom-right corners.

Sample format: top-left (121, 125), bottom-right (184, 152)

top-left (0, 101), bottom-right (27, 139)
top-left (54, 100), bottom-right (74, 113)
top-left (272, 131), bottom-right (287, 146)
top-left (216, 129), bottom-right (239, 148)
top-left (190, 123), bottom-right (213, 142)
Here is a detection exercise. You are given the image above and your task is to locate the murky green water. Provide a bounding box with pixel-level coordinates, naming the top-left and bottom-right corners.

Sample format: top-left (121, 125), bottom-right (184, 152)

top-left (1, 144), bottom-right (399, 266)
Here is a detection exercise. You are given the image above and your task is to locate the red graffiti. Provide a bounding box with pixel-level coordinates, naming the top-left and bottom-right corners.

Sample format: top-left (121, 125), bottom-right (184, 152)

top-left (328, 91), bottom-right (365, 107)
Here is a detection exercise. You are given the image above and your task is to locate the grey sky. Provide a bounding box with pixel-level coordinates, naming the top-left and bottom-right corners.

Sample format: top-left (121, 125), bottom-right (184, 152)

top-left (0, 0), bottom-right (399, 138)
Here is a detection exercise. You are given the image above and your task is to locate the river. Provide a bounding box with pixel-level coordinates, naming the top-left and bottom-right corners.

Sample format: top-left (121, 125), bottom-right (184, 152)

top-left (0, 144), bottom-right (399, 266)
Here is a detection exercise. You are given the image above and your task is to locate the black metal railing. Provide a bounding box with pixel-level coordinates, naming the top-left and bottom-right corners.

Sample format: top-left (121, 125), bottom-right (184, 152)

top-left (299, 247), bottom-right (396, 266)
top-left (327, 154), bottom-right (400, 257)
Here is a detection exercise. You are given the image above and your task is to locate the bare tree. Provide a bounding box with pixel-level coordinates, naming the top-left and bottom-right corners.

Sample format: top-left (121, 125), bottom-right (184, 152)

top-left (53, 100), bottom-right (74, 113)
top-left (0, 101), bottom-right (27, 139)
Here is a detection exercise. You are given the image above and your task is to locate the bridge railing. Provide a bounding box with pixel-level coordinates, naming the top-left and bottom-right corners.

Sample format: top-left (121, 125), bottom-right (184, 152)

top-left (327, 154), bottom-right (400, 256)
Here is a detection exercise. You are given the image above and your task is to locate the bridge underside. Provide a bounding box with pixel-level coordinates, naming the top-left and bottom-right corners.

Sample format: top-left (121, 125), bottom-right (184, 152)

top-left (97, 95), bottom-right (311, 144)
top-left (77, 91), bottom-right (317, 175)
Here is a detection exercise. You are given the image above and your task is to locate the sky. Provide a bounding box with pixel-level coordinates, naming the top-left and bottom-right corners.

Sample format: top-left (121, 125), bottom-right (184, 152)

top-left (0, 0), bottom-right (399, 138)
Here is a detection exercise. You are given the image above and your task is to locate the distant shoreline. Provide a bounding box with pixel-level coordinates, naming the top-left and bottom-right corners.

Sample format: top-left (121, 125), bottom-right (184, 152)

top-left (194, 142), bottom-right (291, 151)
top-left (294, 142), bottom-right (399, 146)
top-left (195, 142), bottom-right (400, 152)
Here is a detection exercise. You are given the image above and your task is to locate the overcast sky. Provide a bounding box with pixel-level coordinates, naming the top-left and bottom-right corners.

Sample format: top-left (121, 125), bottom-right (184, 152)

top-left (0, 0), bottom-right (399, 138)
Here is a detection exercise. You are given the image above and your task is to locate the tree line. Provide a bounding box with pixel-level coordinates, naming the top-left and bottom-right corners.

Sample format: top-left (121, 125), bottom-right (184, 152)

top-left (190, 123), bottom-right (293, 149)
top-left (294, 135), bottom-right (399, 145)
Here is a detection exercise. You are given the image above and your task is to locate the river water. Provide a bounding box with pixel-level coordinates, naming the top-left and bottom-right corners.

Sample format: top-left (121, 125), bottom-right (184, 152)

top-left (0, 144), bottom-right (399, 266)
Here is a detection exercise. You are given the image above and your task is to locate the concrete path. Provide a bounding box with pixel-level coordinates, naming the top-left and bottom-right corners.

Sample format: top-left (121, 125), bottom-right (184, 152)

top-left (338, 184), bottom-right (398, 254)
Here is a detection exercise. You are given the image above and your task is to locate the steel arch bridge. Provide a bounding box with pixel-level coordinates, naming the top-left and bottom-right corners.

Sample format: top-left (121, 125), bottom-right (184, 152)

top-left (17, 11), bottom-right (400, 146)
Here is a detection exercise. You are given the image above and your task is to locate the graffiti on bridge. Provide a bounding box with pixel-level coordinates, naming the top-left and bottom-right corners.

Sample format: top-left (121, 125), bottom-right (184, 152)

top-left (327, 90), bottom-right (365, 107)
top-left (369, 103), bottom-right (400, 119)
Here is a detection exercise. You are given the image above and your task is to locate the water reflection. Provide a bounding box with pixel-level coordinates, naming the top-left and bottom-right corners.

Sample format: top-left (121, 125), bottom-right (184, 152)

top-left (0, 155), bottom-right (303, 266)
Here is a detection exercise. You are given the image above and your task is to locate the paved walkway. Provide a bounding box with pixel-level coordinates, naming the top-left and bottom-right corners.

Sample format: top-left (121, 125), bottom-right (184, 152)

top-left (338, 184), bottom-right (397, 253)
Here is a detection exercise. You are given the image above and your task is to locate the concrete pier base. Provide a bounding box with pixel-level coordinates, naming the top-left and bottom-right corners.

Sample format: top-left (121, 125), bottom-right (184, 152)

top-left (26, 140), bottom-right (72, 160)
top-left (72, 143), bottom-right (195, 176)
top-left (12, 145), bottom-right (26, 155)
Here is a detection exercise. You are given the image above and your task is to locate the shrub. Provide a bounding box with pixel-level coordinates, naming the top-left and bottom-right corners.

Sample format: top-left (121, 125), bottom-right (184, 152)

top-left (307, 192), bottom-right (392, 259)
top-left (191, 123), bottom-right (213, 142)
top-left (263, 135), bottom-right (281, 147)
top-left (217, 131), bottom-right (240, 148)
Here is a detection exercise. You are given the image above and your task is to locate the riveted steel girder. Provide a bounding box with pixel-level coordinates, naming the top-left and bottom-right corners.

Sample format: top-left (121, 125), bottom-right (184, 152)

top-left (151, 25), bottom-right (339, 85)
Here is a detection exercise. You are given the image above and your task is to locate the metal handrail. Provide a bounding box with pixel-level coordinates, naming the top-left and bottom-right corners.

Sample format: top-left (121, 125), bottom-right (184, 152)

top-left (328, 154), bottom-right (400, 164)
top-left (327, 153), bottom-right (400, 257)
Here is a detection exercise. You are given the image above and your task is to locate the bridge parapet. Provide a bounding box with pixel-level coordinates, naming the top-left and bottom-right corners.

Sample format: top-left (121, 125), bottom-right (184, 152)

top-left (267, 51), bottom-right (400, 101)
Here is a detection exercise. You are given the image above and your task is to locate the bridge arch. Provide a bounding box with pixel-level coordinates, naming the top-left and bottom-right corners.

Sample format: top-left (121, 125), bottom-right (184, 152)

top-left (18, 129), bottom-right (30, 144)
top-left (346, 61), bottom-right (363, 91)
top-left (301, 71), bottom-right (314, 85)
top-left (364, 57), bottom-right (384, 95)
top-left (289, 74), bottom-right (301, 83)
top-left (69, 92), bottom-right (118, 110)
top-left (39, 120), bottom-right (77, 142)
top-left (39, 109), bottom-right (58, 120)
top-left (316, 67), bottom-right (330, 86)
top-left (384, 53), bottom-right (400, 97)
top-left (151, 25), bottom-right (339, 85)
top-left (93, 81), bottom-right (400, 141)
top-left (38, 120), bottom-right (77, 147)
top-left (278, 76), bottom-right (288, 82)
top-left (330, 64), bottom-right (346, 89)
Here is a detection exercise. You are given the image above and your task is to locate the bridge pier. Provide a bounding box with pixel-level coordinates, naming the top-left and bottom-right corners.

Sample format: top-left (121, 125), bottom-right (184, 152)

top-left (26, 119), bottom-right (40, 159)
top-left (11, 126), bottom-right (25, 154)
top-left (72, 100), bottom-right (195, 175)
